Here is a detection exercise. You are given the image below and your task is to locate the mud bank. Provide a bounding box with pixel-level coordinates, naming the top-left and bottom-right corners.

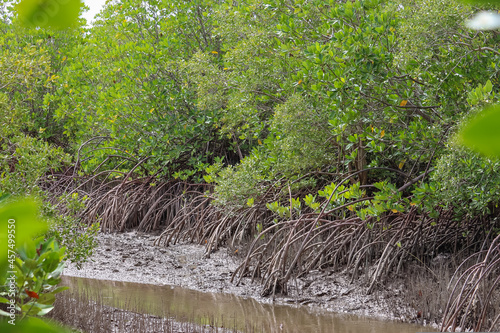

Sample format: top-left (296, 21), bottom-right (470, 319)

top-left (62, 230), bottom-right (435, 328)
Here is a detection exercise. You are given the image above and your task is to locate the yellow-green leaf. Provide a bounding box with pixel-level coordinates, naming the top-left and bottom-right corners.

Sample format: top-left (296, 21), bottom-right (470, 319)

top-left (16, 0), bottom-right (83, 30)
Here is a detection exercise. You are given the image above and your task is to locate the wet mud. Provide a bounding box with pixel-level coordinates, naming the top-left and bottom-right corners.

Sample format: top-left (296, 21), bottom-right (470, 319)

top-left (62, 230), bottom-right (438, 329)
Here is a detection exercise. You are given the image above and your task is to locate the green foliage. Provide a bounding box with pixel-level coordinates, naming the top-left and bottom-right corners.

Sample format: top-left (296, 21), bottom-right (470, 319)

top-left (44, 193), bottom-right (99, 268)
top-left (0, 12), bottom-right (96, 267)
top-left (3, 0), bottom-right (490, 222)
top-left (0, 135), bottom-right (96, 267)
top-left (451, 0), bottom-right (500, 161)
top-left (0, 43), bottom-right (52, 137)
top-left (0, 19), bottom-right (77, 198)
top-left (205, 0), bottom-right (401, 206)
top-left (0, 5), bottom-right (83, 329)
top-left (432, 146), bottom-right (500, 217)
top-left (4, 0), bottom-right (500, 235)
top-left (210, 155), bottom-right (267, 208)
top-left (394, 0), bottom-right (475, 68)
top-left (0, 197), bottom-right (70, 332)
top-left (0, 21), bottom-right (81, 143)
top-left (262, 179), bottom-right (416, 222)
top-left (207, 0), bottom-right (500, 218)
top-left (188, 3), bottom-right (284, 141)
top-left (266, 201), bottom-right (290, 218)
top-left (0, 135), bottom-right (70, 196)
top-left (409, 181), bottom-right (440, 218)
top-left (269, 94), bottom-right (332, 173)
top-left (51, 0), bottom-right (232, 179)
top-left (1, 237), bottom-right (68, 318)
top-left (303, 194), bottom-right (320, 211)
top-left (467, 80), bottom-right (495, 106)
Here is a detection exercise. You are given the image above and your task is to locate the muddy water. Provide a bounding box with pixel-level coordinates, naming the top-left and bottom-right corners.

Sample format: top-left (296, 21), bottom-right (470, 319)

top-left (62, 276), bottom-right (434, 333)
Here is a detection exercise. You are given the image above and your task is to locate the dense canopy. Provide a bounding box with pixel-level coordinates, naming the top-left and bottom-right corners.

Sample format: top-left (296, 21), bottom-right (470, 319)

top-left (1, 0), bottom-right (500, 330)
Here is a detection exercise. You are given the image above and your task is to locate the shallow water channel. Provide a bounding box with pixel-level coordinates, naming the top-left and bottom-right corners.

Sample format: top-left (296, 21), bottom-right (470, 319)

top-left (62, 276), bottom-right (434, 333)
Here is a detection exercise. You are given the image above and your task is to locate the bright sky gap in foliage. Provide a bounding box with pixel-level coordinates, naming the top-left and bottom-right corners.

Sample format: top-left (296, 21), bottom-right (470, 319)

top-left (82, 0), bottom-right (107, 23)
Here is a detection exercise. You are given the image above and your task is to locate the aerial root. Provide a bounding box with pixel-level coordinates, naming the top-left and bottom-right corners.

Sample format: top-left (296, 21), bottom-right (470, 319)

top-left (441, 233), bottom-right (500, 332)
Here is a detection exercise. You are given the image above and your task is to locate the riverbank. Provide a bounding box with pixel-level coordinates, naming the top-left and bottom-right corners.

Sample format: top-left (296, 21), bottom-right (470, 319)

top-left (62, 230), bottom-right (436, 328)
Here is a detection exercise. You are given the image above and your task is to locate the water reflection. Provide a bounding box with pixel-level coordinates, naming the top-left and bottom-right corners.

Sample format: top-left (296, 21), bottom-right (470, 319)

top-left (62, 276), bottom-right (432, 333)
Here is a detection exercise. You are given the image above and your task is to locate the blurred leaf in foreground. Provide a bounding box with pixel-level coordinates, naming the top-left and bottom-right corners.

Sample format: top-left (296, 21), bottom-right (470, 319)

top-left (457, 104), bottom-right (500, 157)
top-left (16, 0), bottom-right (82, 29)
top-left (0, 198), bottom-right (47, 284)
top-left (0, 317), bottom-right (72, 333)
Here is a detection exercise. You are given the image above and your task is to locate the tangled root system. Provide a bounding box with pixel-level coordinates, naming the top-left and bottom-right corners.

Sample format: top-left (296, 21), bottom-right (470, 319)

top-left (41, 161), bottom-right (500, 331)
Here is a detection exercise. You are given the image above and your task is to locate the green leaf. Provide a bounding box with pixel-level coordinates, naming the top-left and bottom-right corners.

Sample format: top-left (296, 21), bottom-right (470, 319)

top-left (37, 293), bottom-right (56, 305)
top-left (47, 263), bottom-right (65, 279)
top-left (45, 278), bottom-right (61, 286)
top-left (37, 305), bottom-right (54, 316)
top-left (22, 302), bottom-right (41, 316)
top-left (484, 80), bottom-right (493, 93)
top-left (41, 252), bottom-right (60, 273)
top-left (24, 258), bottom-right (38, 270)
top-left (50, 286), bottom-right (69, 294)
top-left (16, 0), bottom-right (83, 30)
top-left (457, 104), bottom-right (500, 156)
top-left (17, 240), bottom-right (37, 261)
